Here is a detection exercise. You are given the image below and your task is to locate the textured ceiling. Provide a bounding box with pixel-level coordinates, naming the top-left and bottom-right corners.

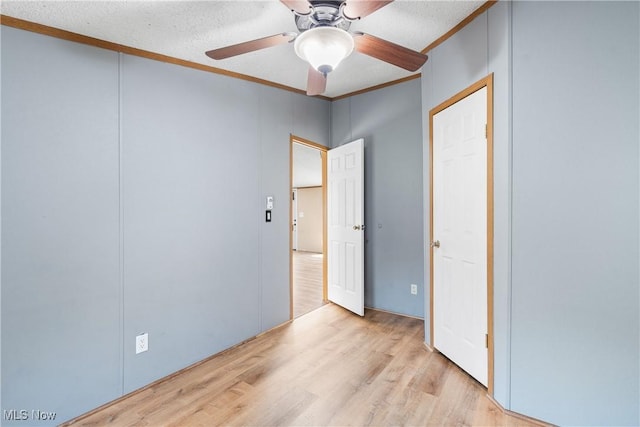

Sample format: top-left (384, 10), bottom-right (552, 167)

top-left (293, 142), bottom-right (323, 187)
top-left (1, 0), bottom-right (485, 98)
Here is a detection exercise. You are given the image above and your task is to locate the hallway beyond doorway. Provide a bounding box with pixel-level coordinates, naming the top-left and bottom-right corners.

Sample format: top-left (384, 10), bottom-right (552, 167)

top-left (293, 250), bottom-right (325, 318)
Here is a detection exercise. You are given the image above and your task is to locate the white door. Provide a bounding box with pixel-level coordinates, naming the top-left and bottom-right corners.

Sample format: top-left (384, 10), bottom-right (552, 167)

top-left (292, 189), bottom-right (298, 251)
top-left (327, 139), bottom-right (364, 316)
top-left (432, 87), bottom-right (488, 386)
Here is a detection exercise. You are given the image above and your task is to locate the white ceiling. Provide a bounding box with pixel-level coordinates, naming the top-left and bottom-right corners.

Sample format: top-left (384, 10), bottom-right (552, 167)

top-left (1, 0), bottom-right (485, 98)
top-left (293, 142), bottom-right (322, 187)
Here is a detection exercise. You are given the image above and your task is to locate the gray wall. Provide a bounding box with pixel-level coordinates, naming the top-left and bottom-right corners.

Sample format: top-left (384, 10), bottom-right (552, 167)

top-left (422, 1), bottom-right (639, 425)
top-left (332, 79), bottom-right (425, 318)
top-left (510, 2), bottom-right (639, 425)
top-left (1, 26), bottom-right (330, 425)
top-left (1, 26), bottom-right (122, 425)
top-left (3, 1), bottom-right (639, 425)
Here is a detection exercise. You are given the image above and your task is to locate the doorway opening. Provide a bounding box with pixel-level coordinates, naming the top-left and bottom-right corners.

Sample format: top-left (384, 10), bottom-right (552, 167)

top-left (290, 135), bottom-right (328, 319)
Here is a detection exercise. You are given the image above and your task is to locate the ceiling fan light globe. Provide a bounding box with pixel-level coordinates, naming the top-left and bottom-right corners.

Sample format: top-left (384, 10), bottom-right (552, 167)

top-left (294, 27), bottom-right (354, 73)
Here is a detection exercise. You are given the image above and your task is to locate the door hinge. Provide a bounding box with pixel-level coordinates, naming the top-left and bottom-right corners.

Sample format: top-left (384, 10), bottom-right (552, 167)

top-left (485, 333), bottom-right (489, 349)
top-left (485, 124), bottom-right (488, 138)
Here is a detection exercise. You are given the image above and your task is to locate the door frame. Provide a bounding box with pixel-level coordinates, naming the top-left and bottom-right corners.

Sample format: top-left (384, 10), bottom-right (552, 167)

top-left (292, 188), bottom-right (298, 251)
top-left (429, 74), bottom-right (494, 394)
top-left (289, 135), bottom-right (328, 320)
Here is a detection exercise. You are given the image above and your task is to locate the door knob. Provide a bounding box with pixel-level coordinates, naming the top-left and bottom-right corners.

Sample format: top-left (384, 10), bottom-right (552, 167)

top-left (353, 225), bottom-right (366, 231)
top-left (431, 240), bottom-right (440, 248)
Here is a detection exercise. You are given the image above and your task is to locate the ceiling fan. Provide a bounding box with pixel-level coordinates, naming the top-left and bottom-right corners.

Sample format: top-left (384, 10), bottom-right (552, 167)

top-left (205, 0), bottom-right (428, 96)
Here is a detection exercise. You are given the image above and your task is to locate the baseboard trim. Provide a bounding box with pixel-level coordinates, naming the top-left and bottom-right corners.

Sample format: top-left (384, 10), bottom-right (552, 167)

top-left (486, 395), bottom-right (555, 427)
top-left (255, 319), bottom-right (294, 338)
top-left (61, 320), bottom-right (293, 426)
top-left (365, 306), bottom-right (424, 320)
top-left (424, 344), bottom-right (553, 426)
top-left (62, 313), bottom-right (553, 427)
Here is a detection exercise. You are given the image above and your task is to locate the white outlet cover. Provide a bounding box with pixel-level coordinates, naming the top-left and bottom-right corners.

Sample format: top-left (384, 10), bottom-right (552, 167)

top-left (410, 284), bottom-right (418, 295)
top-left (136, 333), bottom-right (148, 354)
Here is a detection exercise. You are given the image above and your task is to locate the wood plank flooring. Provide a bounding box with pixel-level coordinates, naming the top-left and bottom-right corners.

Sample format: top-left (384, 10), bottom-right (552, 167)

top-left (293, 250), bottom-right (325, 318)
top-left (65, 304), bottom-right (546, 427)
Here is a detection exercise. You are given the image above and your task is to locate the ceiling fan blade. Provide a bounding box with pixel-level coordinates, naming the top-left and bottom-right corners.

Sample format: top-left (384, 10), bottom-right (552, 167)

top-left (353, 32), bottom-right (428, 72)
top-left (280, 0), bottom-right (312, 15)
top-left (307, 67), bottom-right (327, 96)
top-left (206, 33), bottom-right (296, 60)
top-left (342, 0), bottom-right (393, 20)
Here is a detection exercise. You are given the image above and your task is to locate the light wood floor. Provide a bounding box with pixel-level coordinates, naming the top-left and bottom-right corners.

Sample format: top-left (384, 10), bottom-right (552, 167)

top-left (293, 250), bottom-right (325, 318)
top-left (66, 304), bottom-right (546, 427)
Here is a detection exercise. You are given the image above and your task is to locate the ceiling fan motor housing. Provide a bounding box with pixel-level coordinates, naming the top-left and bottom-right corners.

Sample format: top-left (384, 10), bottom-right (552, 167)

top-left (295, 1), bottom-right (351, 32)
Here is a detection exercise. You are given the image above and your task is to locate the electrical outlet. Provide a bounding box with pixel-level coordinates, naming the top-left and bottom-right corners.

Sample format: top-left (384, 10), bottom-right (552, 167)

top-left (410, 284), bottom-right (418, 295)
top-left (136, 333), bottom-right (148, 354)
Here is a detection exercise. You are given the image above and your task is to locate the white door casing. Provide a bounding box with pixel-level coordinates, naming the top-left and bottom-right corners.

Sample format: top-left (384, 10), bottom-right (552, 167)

top-left (432, 87), bottom-right (488, 386)
top-left (292, 189), bottom-right (298, 251)
top-left (327, 139), bottom-right (364, 316)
